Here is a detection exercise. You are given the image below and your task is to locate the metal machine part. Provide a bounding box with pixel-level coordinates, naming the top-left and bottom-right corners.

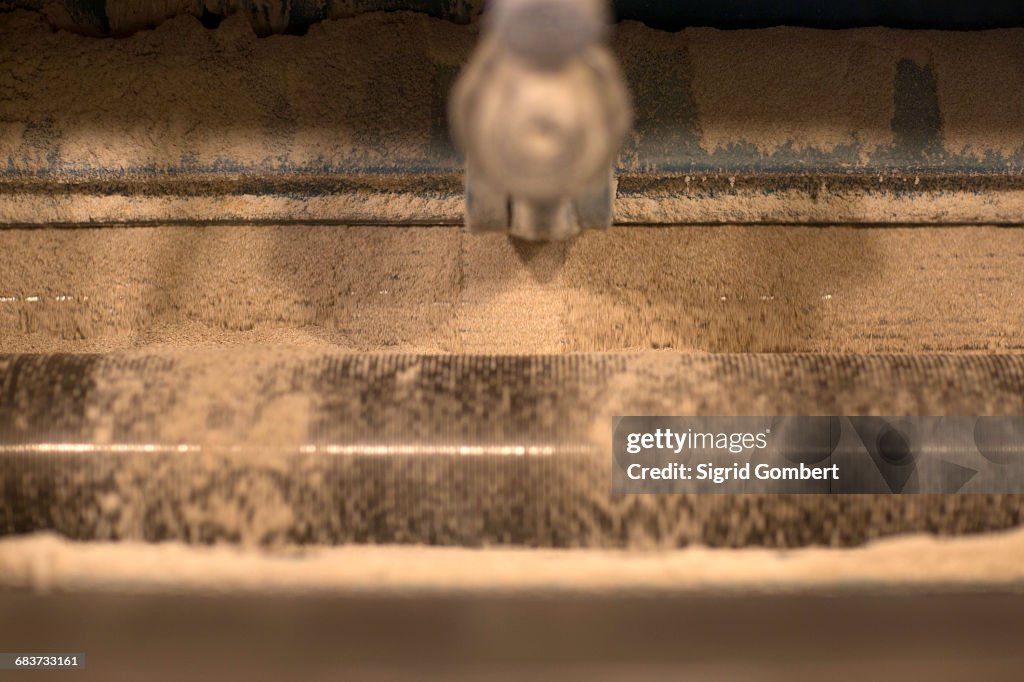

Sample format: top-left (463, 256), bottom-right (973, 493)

top-left (2, 352), bottom-right (1023, 546)
top-left (2, 4), bottom-right (1024, 678)
top-left (449, 0), bottom-right (632, 241)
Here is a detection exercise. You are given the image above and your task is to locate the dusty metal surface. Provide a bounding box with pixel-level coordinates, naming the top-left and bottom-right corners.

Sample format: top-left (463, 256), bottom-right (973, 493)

top-left (1, 352), bottom-right (1022, 546)
top-left (5, 12), bottom-right (1024, 225)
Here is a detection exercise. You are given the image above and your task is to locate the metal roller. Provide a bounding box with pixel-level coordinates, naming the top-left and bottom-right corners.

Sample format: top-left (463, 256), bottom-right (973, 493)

top-left (2, 352), bottom-right (1023, 547)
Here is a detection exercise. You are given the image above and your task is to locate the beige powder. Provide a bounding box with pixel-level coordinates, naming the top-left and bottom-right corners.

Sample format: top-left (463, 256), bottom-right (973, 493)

top-left (4, 11), bottom-right (1024, 178)
top-left (4, 528), bottom-right (1024, 593)
top-left (1, 225), bottom-right (1022, 355)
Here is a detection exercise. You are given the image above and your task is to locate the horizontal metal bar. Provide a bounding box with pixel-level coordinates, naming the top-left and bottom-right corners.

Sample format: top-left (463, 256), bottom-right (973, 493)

top-left (7, 172), bottom-right (1024, 226)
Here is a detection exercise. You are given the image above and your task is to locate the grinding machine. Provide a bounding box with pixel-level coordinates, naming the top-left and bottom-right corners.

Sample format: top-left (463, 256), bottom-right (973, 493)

top-left (2, 1), bottom-right (1024, 679)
